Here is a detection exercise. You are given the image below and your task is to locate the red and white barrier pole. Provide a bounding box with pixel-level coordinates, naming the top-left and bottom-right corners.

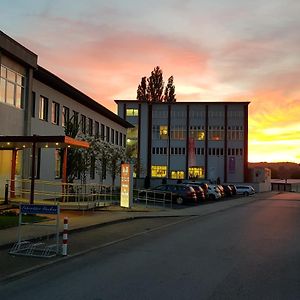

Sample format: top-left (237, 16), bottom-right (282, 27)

top-left (62, 217), bottom-right (68, 256)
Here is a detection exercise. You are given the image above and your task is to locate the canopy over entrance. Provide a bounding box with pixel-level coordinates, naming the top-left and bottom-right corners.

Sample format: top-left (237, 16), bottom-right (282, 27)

top-left (0, 135), bottom-right (89, 150)
top-left (0, 135), bottom-right (89, 204)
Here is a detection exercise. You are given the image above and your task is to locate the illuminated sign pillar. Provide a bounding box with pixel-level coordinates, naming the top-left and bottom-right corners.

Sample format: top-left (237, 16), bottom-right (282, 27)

top-left (120, 163), bottom-right (133, 208)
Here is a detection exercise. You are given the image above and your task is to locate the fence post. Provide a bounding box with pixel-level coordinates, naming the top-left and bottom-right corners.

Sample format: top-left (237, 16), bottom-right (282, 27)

top-left (62, 217), bottom-right (68, 256)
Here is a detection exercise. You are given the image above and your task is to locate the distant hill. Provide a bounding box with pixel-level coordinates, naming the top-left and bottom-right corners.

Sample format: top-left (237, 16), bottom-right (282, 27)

top-left (249, 162), bottom-right (300, 179)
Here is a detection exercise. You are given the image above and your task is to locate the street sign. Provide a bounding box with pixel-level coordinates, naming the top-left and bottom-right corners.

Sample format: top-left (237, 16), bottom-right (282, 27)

top-left (20, 204), bottom-right (59, 215)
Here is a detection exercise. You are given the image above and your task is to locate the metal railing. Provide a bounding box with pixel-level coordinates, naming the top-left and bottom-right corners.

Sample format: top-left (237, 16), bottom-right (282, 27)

top-left (134, 189), bottom-right (173, 208)
top-left (6, 179), bottom-right (120, 209)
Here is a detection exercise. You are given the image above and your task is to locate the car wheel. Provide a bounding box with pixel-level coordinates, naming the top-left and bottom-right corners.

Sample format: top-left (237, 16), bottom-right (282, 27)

top-left (176, 197), bottom-right (184, 205)
top-left (209, 194), bottom-right (216, 200)
top-left (243, 191), bottom-right (249, 196)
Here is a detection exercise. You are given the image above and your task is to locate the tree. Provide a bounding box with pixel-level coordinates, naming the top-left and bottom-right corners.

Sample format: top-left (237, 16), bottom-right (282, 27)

top-left (147, 66), bottom-right (164, 102)
top-left (137, 77), bottom-right (147, 101)
top-left (164, 76), bottom-right (176, 103)
top-left (62, 115), bottom-right (90, 183)
top-left (136, 66), bottom-right (176, 103)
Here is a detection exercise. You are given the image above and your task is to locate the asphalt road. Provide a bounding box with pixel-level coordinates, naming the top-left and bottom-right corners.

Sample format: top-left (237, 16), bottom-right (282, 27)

top-left (1, 194), bottom-right (300, 299)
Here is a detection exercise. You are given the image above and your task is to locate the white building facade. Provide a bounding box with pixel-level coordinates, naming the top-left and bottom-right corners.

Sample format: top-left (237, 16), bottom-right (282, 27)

top-left (0, 31), bottom-right (131, 197)
top-left (116, 100), bottom-right (250, 185)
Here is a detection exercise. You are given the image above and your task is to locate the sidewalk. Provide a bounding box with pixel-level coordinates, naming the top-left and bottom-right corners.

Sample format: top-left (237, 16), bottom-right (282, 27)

top-left (0, 193), bottom-right (267, 249)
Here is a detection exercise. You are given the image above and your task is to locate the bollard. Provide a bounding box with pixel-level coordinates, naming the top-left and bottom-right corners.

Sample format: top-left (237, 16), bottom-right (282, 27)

top-left (62, 217), bottom-right (68, 256)
top-left (4, 183), bottom-right (9, 205)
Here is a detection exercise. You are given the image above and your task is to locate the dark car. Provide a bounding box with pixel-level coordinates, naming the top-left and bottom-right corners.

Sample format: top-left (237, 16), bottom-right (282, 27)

top-left (140, 184), bottom-right (197, 205)
top-left (182, 180), bottom-right (209, 199)
top-left (222, 185), bottom-right (233, 197)
top-left (186, 184), bottom-right (206, 202)
top-left (228, 184), bottom-right (237, 195)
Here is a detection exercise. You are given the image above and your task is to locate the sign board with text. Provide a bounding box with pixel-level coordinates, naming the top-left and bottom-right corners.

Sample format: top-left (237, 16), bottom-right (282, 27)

top-left (20, 204), bottom-right (59, 215)
top-left (120, 163), bottom-right (133, 208)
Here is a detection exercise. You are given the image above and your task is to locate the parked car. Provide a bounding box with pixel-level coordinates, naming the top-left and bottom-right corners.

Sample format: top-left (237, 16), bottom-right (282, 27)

top-left (186, 184), bottom-right (206, 202)
top-left (139, 184), bottom-right (197, 205)
top-left (182, 180), bottom-right (209, 199)
top-left (222, 185), bottom-right (233, 197)
top-left (216, 185), bottom-right (225, 197)
top-left (235, 185), bottom-right (255, 196)
top-left (207, 184), bottom-right (222, 200)
top-left (228, 184), bottom-right (237, 195)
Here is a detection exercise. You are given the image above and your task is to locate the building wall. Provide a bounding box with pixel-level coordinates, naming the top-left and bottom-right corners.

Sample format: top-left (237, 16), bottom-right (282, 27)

top-left (0, 31), bottom-right (131, 198)
top-left (116, 100), bottom-right (249, 184)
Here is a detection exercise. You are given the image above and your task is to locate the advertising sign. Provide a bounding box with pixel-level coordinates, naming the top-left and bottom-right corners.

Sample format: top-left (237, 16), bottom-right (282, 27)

top-left (120, 163), bottom-right (133, 208)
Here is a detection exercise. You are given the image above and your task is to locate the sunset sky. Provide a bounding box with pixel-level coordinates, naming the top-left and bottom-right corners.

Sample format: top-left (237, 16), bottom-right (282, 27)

top-left (1, 0), bottom-right (299, 163)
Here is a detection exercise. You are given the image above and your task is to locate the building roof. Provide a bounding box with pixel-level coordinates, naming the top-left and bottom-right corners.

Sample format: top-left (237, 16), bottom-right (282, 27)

top-left (115, 99), bottom-right (250, 105)
top-left (34, 66), bottom-right (133, 129)
top-left (0, 30), bottom-right (38, 68)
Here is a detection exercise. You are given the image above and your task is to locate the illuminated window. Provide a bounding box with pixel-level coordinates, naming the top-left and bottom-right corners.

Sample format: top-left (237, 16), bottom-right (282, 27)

top-left (151, 165), bottom-right (167, 178)
top-left (189, 126), bottom-right (205, 140)
top-left (126, 108), bottom-right (139, 116)
top-left (188, 167), bottom-right (204, 179)
top-left (160, 126), bottom-right (168, 139)
top-left (171, 171), bottom-right (185, 179)
top-left (39, 96), bottom-right (49, 121)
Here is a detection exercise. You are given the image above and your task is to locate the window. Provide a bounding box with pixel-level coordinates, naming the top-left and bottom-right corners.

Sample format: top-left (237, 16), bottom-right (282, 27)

top-left (123, 135), bottom-right (126, 148)
top-left (188, 167), bottom-right (204, 179)
top-left (39, 96), bottom-right (48, 121)
top-left (51, 101), bottom-right (60, 125)
top-left (189, 126), bottom-right (205, 140)
top-left (160, 126), bottom-right (168, 139)
top-left (115, 130), bottom-right (119, 145)
top-left (88, 118), bottom-right (93, 136)
top-left (126, 108), bottom-right (139, 116)
top-left (227, 125), bottom-right (244, 140)
top-left (208, 126), bottom-right (224, 141)
top-left (0, 64), bottom-right (25, 108)
top-left (32, 92), bottom-right (36, 118)
top-left (30, 148), bottom-right (41, 179)
top-left (73, 111), bottom-right (79, 127)
top-left (62, 106), bottom-right (70, 127)
top-left (81, 115), bottom-right (86, 133)
top-left (101, 124), bottom-right (105, 140)
top-left (151, 165), bottom-right (167, 178)
top-left (170, 125), bottom-right (186, 140)
top-left (106, 126), bottom-right (110, 142)
top-left (171, 171), bottom-right (185, 180)
top-left (95, 121), bottom-right (99, 137)
top-left (127, 127), bottom-right (138, 157)
top-left (55, 149), bottom-right (62, 178)
top-left (119, 132), bottom-right (123, 146)
top-left (111, 129), bottom-right (115, 144)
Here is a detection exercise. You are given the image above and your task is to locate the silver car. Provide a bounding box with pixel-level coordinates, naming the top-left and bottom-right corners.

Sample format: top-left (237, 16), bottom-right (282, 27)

top-left (235, 185), bottom-right (255, 196)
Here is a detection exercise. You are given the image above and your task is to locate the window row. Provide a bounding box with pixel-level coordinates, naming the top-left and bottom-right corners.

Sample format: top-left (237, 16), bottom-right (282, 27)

top-left (0, 65), bottom-right (25, 108)
top-left (208, 148), bottom-right (224, 156)
top-left (152, 125), bottom-right (244, 141)
top-left (151, 165), bottom-right (204, 179)
top-left (33, 94), bottom-right (126, 146)
top-left (228, 148), bottom-right (243, 156)
top-left (152, 147), bottom-right (187, 155)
